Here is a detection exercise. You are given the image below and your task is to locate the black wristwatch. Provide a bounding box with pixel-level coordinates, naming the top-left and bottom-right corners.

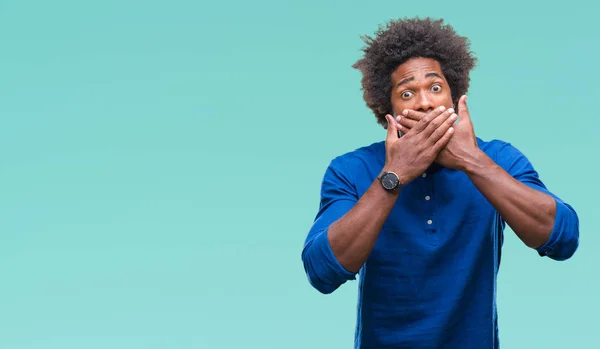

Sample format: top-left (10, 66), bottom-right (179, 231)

top-left (377, 170), bottom-right (402, 192)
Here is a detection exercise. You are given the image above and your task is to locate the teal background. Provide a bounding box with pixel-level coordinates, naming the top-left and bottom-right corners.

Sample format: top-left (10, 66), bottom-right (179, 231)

top-left (0, 0), bottom-right (598, 348)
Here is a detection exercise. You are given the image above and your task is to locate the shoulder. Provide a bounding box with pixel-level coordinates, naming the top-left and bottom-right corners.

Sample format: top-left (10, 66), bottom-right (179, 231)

top-left (477, 137), bottom-right (509, 155)
top-left (324, 141), bottom-right (385, 184)
top-left (328, 141), bottom-right (385, 170)
top-left (476, 137), bottom-right (534, 174)
top-left (478, 137), bottom-right (526, 158)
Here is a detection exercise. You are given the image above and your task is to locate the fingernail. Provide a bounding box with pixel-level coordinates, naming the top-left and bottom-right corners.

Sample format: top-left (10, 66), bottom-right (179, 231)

top-left (448, 108), bottom-right (454, 114)
top-left (402, 110), bottom-right (408, 116)
top-left (439, 106), bottom-right (446, 112)
top-left (451, 113), bottom-right (458, 120)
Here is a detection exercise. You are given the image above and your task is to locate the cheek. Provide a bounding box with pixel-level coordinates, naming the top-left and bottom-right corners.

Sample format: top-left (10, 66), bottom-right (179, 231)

top-left (440, 93), bottom-right (453, 108)
top-left (445, 90), bottom-right (454, 104)
top-left (391, 99), bottom-right (411, 115)
top-left (446, 98), bottom-right (454, 109)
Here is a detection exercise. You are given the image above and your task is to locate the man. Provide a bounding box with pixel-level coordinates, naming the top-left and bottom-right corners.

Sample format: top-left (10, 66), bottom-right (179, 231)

top-left (301, 17), bottom-right (579, 348)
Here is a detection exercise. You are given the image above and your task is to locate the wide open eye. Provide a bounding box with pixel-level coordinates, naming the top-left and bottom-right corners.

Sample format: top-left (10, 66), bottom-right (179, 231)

top-left (401, 90), bottom-right (414, 99)
top-left (431, 84), bottom-right (442, 92)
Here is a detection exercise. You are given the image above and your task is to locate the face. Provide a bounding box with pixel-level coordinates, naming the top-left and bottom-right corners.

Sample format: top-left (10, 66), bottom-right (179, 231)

top-left (390, 57), bottom-right (453, 116)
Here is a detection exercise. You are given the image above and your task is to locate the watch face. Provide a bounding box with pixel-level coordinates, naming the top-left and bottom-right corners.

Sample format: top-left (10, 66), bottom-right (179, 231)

top-left (381, 172), bottom-right (399, 190)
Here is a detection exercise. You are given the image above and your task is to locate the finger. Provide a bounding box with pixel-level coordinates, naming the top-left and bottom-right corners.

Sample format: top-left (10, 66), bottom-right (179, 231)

top-left (390, 115), bottom-right (405, 137)
top-left (428, 111), bottom-right (458, 145)
top-left (392, 115), bottom-right (403, 129)
top-left (422, 107), bottom-right (456, 138)
top-left (398, 115), bottom-right (418, 130)
top-left (413, 106), bottom-right (447, 133)
top-left (457, 95), bottom-right (470, 122)
top-left (402, 109), bottom-right (426, 122)
top-left (385, 114), bottom-right (399, 142)
top-left (432, 126), bottom-right (455, 153)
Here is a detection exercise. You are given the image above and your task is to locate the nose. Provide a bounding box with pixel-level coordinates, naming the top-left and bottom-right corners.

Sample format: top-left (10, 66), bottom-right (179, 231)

top-left (414, 92), bottom-right (434, 112)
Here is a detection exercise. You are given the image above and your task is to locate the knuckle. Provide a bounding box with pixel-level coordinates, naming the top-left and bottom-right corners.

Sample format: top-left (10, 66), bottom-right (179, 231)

top-left (440, 127), bottom-right (450, 138)
top-left (426, 134), bottom-right (436, 145)
top-left (437, 129), bottom-right (445, 139)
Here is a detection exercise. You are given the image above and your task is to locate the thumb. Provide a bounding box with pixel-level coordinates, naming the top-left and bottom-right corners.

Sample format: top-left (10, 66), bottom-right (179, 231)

top-left (457, 95), bottom-right (471, 122)
top-left (385, 114), bottom-right (399, 141)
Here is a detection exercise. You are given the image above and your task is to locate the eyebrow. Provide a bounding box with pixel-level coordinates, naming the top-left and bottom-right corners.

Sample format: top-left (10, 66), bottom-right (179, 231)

top-left (396, 72), bottom-right (443, 88)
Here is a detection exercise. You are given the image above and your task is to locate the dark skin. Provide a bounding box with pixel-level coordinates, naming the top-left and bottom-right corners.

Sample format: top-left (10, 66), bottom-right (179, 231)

top-left (328, 57), bottom-right (555, 273)
top-left (393, 57), bottom-right (556, 249)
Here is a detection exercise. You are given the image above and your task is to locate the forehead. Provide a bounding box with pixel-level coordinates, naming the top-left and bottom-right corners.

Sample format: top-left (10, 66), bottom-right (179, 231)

top-left (391, 57), bottom-right (445, 83)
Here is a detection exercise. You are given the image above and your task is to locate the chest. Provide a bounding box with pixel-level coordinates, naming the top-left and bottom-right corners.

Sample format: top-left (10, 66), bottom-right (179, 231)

top-left (371, 169), bottom-right (498, 259)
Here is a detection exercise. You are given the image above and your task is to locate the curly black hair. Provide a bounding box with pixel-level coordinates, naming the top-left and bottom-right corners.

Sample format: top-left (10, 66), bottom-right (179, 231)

top-left (352, 17), bottom-right (477, 127)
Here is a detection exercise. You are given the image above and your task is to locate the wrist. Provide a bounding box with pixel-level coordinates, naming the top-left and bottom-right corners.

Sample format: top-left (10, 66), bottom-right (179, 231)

top-left (381, 164), bottom-right (410, 186)
top-left (377, 168), bottom-right (405, 194)
top-left (461, 149), bottom-right (495, 175)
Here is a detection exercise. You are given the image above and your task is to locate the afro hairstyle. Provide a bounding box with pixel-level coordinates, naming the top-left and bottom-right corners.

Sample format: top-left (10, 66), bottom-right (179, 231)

top-left (352, 17), bottom-right (477, 127)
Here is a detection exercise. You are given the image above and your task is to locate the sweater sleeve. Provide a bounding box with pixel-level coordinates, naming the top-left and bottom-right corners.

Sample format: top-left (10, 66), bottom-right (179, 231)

top-left (494, 141), bottom-right (579, 261)
top-left (301, 159), bottom-right (359, 294)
